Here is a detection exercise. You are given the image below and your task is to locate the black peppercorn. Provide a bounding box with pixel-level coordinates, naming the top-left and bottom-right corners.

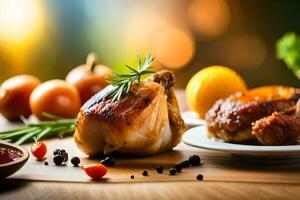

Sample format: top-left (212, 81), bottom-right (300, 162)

top-left (130, 175), bottom-right (134, 179)
top-left (169, 168), bottom-right (177, 175)
top-left (174, 164), bottom-right (182, 173)
top-left (53, 149), bottom-right (60, 155)
top-left (61, 152), bottom-right (68, 162)
top-left (196, 174), bottom-right (203, 181)
top-left (189, 155), bottom-right (201, 166)
top-left (44, 161), bottom-right (48, 166)
top-left (53, 149), bottom-right (65, 155)
top-left (100, 156), bottom-right (117, 167)
top-left (180, 160), bottom-right (190, 168)
top-left (155, 165), bottom-right (164, 174)
top-left (53, 155), bottom-right (64, 166)
top-left (53, 149), bottom-right (68, 162)
top-left (142, 170), bottom-right (148, 176)
top-left (71, 157), bottom-right (80, 167)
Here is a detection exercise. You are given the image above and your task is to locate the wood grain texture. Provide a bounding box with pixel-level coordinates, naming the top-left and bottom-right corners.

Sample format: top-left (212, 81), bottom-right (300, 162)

top-left (7, 138), bottom-right (300, 184)
top-left (1, 180), bottom-right (300, 200)
top-left (1, 90), bottom-right (300, 200)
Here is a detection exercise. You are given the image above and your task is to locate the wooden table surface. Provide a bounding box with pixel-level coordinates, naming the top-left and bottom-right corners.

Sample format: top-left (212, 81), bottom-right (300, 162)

top-left (1, 90), bottom-right (300, 200)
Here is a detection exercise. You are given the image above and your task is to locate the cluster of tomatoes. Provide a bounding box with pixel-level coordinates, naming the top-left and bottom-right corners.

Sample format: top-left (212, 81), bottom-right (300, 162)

top-left (0, 53), bottom-right (111, 121)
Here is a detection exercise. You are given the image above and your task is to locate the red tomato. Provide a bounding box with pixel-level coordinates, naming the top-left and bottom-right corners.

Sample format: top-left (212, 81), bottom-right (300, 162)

top-left (0, 74), bottom-right (41, 121)
top-left (31, 142), bottom-right (47, 160)
top-left (30, 79), bottom-right (81, 120)
top-left (82, 164), bottom-right (107, 180)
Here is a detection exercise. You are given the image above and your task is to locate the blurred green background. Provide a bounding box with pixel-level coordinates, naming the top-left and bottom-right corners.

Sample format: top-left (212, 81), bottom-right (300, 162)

top-left (0, 0), bottom-right (300, 88)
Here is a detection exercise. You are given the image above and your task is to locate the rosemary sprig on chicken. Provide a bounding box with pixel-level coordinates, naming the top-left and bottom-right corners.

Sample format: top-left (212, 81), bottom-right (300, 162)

top-left (108, 54), bottom-right (155, 102)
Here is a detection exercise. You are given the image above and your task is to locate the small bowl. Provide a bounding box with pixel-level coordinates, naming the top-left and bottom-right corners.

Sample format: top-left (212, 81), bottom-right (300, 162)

top-left (0, 141), bottom-right (29, 179)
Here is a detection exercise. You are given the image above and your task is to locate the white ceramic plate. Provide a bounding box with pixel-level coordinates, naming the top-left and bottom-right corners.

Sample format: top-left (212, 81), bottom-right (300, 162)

top-left (183, 126), bottom-right (300, 156)
top-left (181, 111), bottom-right (205, 126)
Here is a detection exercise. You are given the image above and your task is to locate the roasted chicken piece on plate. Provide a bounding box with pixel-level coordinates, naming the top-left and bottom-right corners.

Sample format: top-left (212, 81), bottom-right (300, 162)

top-left (205, 86), bottom-right (300, 143)
top-left (252, 100), bottom-right (300, 146)
top-left (74, 70), bottom-right (185, 156)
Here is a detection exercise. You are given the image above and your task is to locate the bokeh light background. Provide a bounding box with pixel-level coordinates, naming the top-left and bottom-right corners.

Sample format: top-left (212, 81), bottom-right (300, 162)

top-left (0, 0), bottom-right (300, 88)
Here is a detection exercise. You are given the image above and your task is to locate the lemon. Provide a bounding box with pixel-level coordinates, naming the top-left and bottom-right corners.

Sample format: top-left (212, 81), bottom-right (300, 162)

top-left (186, 66), bottom-right (247, 119)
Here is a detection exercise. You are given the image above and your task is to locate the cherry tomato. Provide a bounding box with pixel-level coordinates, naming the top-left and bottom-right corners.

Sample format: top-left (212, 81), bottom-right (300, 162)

top-left (31, 142), bottom-right (47, 160)
top-left (30, 79), bottom-right (81, 120)
top-left (66, 53), bottom-right (111, 104)
top-left (82, 164), bottom-right (108, 180)
top-left (0, 75), bottom-right (41, 121)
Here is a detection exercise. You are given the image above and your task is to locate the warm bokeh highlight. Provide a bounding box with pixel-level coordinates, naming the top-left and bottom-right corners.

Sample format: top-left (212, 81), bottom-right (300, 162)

top-left (0, 0), bottom-right (299, 88)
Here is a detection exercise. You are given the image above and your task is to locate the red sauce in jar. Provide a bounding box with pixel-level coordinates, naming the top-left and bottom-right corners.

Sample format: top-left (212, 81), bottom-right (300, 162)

top-left (0, 147), bottom-right (22, 164)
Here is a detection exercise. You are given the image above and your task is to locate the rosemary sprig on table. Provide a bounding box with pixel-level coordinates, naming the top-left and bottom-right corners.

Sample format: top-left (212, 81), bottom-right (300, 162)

top-left (108, 54), bottom-right (155, 102)
top-left (0, 114), bottom-right (75, 145)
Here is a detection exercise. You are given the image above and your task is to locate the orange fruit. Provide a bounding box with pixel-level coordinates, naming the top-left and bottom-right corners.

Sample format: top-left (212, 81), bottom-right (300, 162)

top-left (186, 66), bottom-right (247, 119)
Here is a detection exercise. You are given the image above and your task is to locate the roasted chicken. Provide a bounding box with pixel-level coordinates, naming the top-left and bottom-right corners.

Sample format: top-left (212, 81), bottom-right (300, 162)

top-left (206, 86), bottom-right (300, 144)
top-left (74, 70), bottom-right (185, 156)
top-left (252, 98), bottom-right (300, 145)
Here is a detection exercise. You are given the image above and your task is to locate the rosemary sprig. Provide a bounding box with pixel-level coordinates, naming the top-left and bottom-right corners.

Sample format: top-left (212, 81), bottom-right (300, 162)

top-left (108, 54), bottom-right (155, 102)
top-left (0, 114), bottom-right (76, 145)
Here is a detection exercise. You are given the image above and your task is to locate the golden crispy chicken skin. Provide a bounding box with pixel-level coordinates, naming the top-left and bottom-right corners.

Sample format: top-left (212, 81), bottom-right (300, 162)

top-left (74, 70), bottom-right (185, 156)
top-left (206, 86), bottom-right (300, 143)
top-left (148, 70), bottom-right (185, 146)
top-left (252, 99), bottom-right (300, 145)
top-left (252, 111), bottom-right (300, 145)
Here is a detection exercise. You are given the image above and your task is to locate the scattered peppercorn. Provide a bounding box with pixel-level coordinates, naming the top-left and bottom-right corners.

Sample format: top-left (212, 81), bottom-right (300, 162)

top-left (53, 149), bottom-right (60, 155)
top-left (44, 161), bottom-right (48, 166)
top-left (62, 152), bottom-right (68, 162)
top-left (180, 160), bottom-right (190, 168)
top-left (174, 164), bottom-right (182, 173)
top-left (53, 149), bottom-right (66, 155)
top-left (189, 155), bottom-right (201, 166)
top-left (59, 149), bottom-right (66, 153)
top-left (169, 168), bottom-right (177, 175)
top-left (71, 157), bottom-right (80, 167)
top-left (142, 170), bottom-right (148, 176)
top-left (53, 155), bottom-right (64, 166)
top-left (196, 174), bottom-right (203, 181)
top-left (53, 149), bottom-right (68, 162)
top-left (100, 156), bottom-right (117, 167)
top-left (155, 165), bottom-right (164, 174)
top-left (130, 175), bottom-right (135, 179)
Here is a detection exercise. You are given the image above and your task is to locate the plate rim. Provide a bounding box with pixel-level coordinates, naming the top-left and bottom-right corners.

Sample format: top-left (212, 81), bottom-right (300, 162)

top-left (183, 126), bottom-right (300, 156)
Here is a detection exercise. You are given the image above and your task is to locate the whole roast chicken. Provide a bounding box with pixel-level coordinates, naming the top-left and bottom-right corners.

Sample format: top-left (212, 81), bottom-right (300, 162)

top-left (74, 70), bottom-right (185, 156)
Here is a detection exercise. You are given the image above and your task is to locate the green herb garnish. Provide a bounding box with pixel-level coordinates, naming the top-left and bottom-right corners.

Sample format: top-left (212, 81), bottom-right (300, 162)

top-left (276, 32), bottom-right (300, 79)
top-left (0, 114), bottom-right (75, 145)
top-left (108, 54), bottom-right (155, 102)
